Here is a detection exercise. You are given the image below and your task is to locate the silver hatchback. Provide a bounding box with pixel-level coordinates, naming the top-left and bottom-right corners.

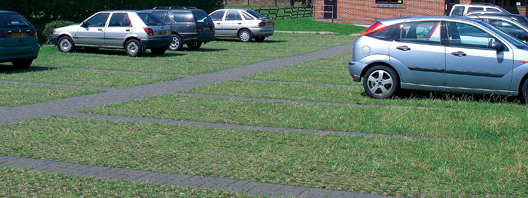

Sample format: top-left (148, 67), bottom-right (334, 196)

top-left (51, 10), bottom-right (172, 57)
top-left (349, 16), bottom-right (528, 101)
top-left (209, 9), bottom-right (274, 42)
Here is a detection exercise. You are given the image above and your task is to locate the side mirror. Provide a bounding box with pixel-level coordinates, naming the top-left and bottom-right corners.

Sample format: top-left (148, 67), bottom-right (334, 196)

top-left (491, 42), bottom-right (503, 51)
top-left (80, 22), bottom-right (88, 28)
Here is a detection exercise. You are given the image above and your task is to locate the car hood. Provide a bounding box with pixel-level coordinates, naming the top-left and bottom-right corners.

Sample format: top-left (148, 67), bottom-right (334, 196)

top-left (55, 24), bottom-right (80, 32)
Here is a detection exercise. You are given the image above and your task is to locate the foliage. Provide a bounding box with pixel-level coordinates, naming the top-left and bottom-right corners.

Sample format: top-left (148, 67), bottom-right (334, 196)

top-left (43, 20), bottom-right (76, 44)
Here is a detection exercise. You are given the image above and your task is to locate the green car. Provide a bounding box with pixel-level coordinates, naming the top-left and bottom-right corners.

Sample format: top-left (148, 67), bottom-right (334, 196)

top-left (0, 10), bottom-right (40, 69)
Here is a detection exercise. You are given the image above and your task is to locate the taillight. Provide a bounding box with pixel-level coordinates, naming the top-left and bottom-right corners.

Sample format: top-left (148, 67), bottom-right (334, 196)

top-left (29, 29), bottom-right (37, 36)
top-left (0, 31), bottom-right (7, 38)
top-left (359, 21), bottom-right (385, 37)
top-left (212, 23), bottom-right (215, 30)
top-left (194, 27), bottom-right (198, 31)
top-left (143, 28), bottom-right (154, 35)
top-left (258, 22), bottom-right (266, 27)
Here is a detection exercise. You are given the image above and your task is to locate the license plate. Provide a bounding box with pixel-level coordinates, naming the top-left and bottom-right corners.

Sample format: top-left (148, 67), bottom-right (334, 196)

top-left (158, 30), bottom-right (167, 35)
top-left (11, 32), bottom-right (26, 38)
top-left (267, 22), bottom-right (273, 26)
top-left (203, 27), bottom-right (210, 31)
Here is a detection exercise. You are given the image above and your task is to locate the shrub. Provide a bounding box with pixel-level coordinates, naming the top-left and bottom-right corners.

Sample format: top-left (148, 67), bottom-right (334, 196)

top-left (43, 20), bottom-right (76, 44)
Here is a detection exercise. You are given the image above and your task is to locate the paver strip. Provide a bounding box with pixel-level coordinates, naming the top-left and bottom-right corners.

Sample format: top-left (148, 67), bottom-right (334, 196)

top-left (0, 43), bottom-right (397, 197)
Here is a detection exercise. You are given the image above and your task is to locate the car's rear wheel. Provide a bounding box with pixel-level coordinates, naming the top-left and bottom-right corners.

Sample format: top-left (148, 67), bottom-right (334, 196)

top-left (363, 66), bottom-right (399, 99)
top-left (520, 78), bottom-right (528, 103)
top-left (151, 47), bottom-right (167, 55)
top-left (169, 34), bottom-right (183, 51)
top-left (58, 36), bottom-right (75, 53)
top-left (125, 39), bottom-right (143, 57)
top-left (11, 59), bottom-right (33, 69)
top-left (238, 29), bottom-right (253, 42)
top-left (187, 42), bottom-right (202, 50)
top-left (255, 36), bottom-right (265, 42)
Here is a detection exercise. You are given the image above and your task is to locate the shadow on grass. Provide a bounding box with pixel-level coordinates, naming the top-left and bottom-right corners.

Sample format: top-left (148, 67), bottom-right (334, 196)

top-left (394, 90), bottom-right (523, 105)
top-left (73, 48), bottom-right (185, 57)
top-left (178, 48), bottom-right (229, 52)
top-left (215, 38), bottom-right (286, 43)
top-left (0, 65), bottom-right (58, 74)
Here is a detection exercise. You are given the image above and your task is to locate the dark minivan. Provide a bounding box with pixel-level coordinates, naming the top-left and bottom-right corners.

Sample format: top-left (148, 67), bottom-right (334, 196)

top-left (146, 6), bottom-right (215, 51)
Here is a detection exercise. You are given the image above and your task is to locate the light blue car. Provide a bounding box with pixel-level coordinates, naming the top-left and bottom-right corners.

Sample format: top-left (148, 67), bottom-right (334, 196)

top-left (349, 16), bottom-right (528, 101)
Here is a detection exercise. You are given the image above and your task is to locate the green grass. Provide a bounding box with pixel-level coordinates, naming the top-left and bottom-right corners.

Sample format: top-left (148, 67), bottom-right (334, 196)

top-left (1, 116), bottom-right (527, 197)
top-left (0, 166), bottom-right (264, 197)
top-left (275, 17), bottom-right (367, 35)
top-left (244, 68), bottom-right (354, 85)
top-left (0, 83), bottom-right (105, 107)
top-left (0, 68), bottom-right (181, 89)
top-left (82, 94), bottom-right (528, 140)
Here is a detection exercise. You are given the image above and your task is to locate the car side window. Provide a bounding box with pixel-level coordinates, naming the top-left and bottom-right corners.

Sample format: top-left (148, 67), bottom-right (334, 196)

top-left (86, 13), bottom-right (110, 27)
top-left (225, 11), bottom-right (241, 21)
top-left (108, 13), bottom-right (131, 27)
top-left (467, 7), bottom-right (484, 13)
top-left (152, 11), bottom-right (170, 23)
top-left (451, 6), bottom-right (465, 16)
top-left (447, 22), bottom-right (498, 49)
top-left (209, 11), bottom-right (225, 21)
top-left (242, 12), bottom-right (254, 20)
top-left (172, 12), bottom-right (194, 23)
top-left (400, 21), bottom-right (441, 45)
top-left (487, 8), bottom-right (500, 12)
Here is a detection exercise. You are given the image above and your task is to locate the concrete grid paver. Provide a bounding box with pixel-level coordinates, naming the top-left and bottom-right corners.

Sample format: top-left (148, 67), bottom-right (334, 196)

top-left (0, 43), bottom-right (397, 198)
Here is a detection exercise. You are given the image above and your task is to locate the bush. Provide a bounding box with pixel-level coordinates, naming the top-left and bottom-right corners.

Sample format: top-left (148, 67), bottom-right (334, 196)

top-left (43, 20), bottom-right (76, 44)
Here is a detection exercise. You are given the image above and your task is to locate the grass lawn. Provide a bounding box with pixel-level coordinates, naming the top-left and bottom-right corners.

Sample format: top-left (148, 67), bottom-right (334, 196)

top-left (0, 83), bottom-right (105, 107)
top-left (243, 68), bottom-right (354, 85)
top-left (1, 116), bottom-right (526, 197)
top-left (0, 166), bottom-right (263, 197)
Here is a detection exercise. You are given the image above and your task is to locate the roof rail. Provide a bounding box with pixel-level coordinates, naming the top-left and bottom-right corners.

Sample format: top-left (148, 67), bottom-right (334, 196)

top-left (152, 6), bottom-right (197, 9)
top-left (468, 2), bottom-right (496, 6)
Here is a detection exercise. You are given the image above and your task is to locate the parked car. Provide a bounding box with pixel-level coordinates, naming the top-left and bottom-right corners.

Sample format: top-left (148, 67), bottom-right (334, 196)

top-left (465, 13), bottom-right (528, 42)
top-left (449, 2), bottom-right (510, 16)
top-left (145, 6), bottom-right (215, 51)
top-left (0, 10), bottom-right (40, 69)
top-left (51, 10), bottom-right (172, 57)
top-left (349, 16), bottom-right (528, 101)
top-left (209, 9), bottom-right (274, 42)
top-left (465, 11), bottom-right (528, 27)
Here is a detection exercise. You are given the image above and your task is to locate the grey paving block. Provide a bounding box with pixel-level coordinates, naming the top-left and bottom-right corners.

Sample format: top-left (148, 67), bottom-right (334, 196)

top-left (93, 168), bottom-right (130, 179)
top-left (5, 158), bottom-right (43, 169)
top-left (221, 180), bottom-right (258, 193)
top-left (150, 173), bottom-right (180, 185)
top-left (198, 177), bottom-right (238, 189)
top-left (355, 193), bottom-right (387, 198)
top-left (325, 191), bottom-right (360, 198)
top-left (129, 172), bottom-right (163, 182)
top-left (77, 166), bottom-right (112, 176)
top-left (0, 156), bottom-right (19, 166)
top-left (56, 164), bottom-right (90, 174)
top-left (163, 174), bottom-right (193, 185)
top-left (33, 161), bottom-right (73, 171)
top-left (112, 170), bottom-right (151, 180)
top-left (270, 185), bottom-right (308, 197)
top-left (299, 188), bottom-right (333, 198)
top-left (247, 183), bottom-right (283, 195)
top-left (176, 175), bottom-right (215, 187)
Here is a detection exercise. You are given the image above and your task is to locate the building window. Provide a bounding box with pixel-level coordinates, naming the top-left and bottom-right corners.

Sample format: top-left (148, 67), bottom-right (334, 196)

top-left (376, 0), bottom-right (403, 4)
top-left (510, 0), bottom-right (526, 6)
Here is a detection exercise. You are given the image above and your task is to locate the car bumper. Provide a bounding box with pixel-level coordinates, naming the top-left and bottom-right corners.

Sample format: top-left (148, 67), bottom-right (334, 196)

top-left (51, 34), bottom-right (59, 45)
top-left (251, 27), bottom-right (275, 37)
top-left (0, 44), bottom-right (40, 63)
top-left (348, 61), bottom-right (365, 82)
top-left (141, 36), bottom-right (172, 48)
top-left (181, 32), bottom-right (215, 44)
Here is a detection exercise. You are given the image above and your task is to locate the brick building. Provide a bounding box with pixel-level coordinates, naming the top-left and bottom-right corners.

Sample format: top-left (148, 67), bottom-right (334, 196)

top-left (312, 0), bottom-right (527, 25)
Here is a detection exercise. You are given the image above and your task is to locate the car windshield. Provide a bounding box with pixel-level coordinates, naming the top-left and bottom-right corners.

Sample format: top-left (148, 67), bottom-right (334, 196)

top-left (194, 11), bottom-right (211, 22)
top-left (246, 10), bottom-right (266, 19)
top-left (478, 20), bottom-right (528, 49)
top-left (137, 13), bottom-right (165, 26)
top-left (0, 13), bottom-right (31, 28)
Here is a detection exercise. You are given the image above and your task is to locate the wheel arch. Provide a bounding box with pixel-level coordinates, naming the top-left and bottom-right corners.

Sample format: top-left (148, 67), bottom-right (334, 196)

top-left (518, 72), bottom-right (528, 95)
top-left (123, 36), bottom-right (140, 48)
top-left (361, 61), bottom-right (400, 82)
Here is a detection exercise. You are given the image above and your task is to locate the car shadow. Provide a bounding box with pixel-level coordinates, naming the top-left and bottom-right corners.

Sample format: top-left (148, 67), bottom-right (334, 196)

top-left (0, 65), bottom-right (58, 74)
top-left (371, 90), bottom-right (523, 105)
top-left (73, 48), bottom-right (184, 57)
top-left (179, 48), bottom-right (228, 52)
top-left (214, 38), bottom-right (286, 43)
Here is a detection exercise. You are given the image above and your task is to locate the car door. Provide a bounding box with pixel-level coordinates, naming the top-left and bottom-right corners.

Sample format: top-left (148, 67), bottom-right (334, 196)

top-left (444, 21), bottom-right (514, 92)
top-left (222, 10), bottom-right (243, 37)
top-left (389, 20), bottom-right (446, 86)
top-left (171, 11), bottom-right (196, 42)
top-left (104, 13), bottom-right (133, 47)
top-left (76, 13), bottom-right (109, 46)
top-left (209, 10), bottom-right (225, 36)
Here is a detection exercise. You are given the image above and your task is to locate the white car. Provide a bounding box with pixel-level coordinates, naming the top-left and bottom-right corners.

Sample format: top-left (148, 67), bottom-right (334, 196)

top-left (449, 2), bottom-right (509, 16)
top-left (51, 10), bottom-right (172, 57)
top-left (209, 9), bottom-right (275, 42)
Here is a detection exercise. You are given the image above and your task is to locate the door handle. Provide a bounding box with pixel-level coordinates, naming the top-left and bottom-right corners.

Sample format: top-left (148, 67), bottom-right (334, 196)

top-left (98, 29), bottom-right (103, 31)
top-left (217, 23), bottom-right (221, 25)
top-left (126, 29), bottom-right (130, 32)
top-left (238, 23), bottom-right (241, 25)
top-left (451, 51), bottom-right (467, 57)
top-left (396, 46), bottom-right (411, 51)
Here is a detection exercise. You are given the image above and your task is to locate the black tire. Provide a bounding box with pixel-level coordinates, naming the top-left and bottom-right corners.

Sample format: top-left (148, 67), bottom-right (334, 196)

top-left (255, 36), bottom-right (265, 42)
top-left (238, 29), bottom-right (253, 42)
top-left (58, 36), bottom-right (75, 53)
top-left (520, 78), bottom-right (528, 103)
top-left (125, 39), bottom-right (143, 57)
top-left (187, 42), bottom-right (202, 50)
top-left (168, 34), bottom-right (183, 51)
top-left (363, 66), bottom-right (400, 99)
top-left (11, 59), bottom-right (33, 69)
top-left (151, 47), bottom-right (167, 55)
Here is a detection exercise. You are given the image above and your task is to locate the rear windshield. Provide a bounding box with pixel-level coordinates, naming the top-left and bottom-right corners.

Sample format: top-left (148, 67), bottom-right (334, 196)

top-left (193, 11), bottom-right (211, 22)
top-left (246, 10), bottom-right (266, 19)
top-left (0, 13), bottom-right (32, 28)
top-left (137, 13), bottom-right (165, 26)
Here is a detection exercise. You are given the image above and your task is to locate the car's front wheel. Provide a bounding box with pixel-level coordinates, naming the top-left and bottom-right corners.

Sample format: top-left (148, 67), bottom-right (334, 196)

top-left (11, 59), bottom-right (33, 69)
top-left (169, 34), bottom-right (183, 51)
top-left (58, 36), bottom-right (75, 53)
top-left (238, 29), bottom-right (253, 42)
top-left (255, 36), bottom-right (265, 42)
top-left (520, 78), bottom-right (528, 103)
top-left (151, 47), bottom-right (167, 55)
top-left (187, 42), bottom-right (202, 50)
top-left (363, 66), bottom-right (399, 99)
top-left (125, 39), bottom-right (143, 57)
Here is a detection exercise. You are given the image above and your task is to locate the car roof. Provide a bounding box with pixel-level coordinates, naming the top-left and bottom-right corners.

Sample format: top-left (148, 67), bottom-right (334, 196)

top-left (148, 6), bottom-right (203, 11)
top-left (377, 16), bottom-right (484, 26)
top-left (213, 9), bottom-right (253, 12)
top-left (0, 10), bottom-right (19, 14)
